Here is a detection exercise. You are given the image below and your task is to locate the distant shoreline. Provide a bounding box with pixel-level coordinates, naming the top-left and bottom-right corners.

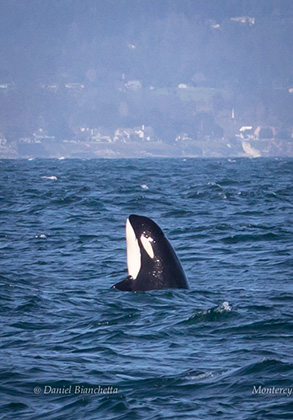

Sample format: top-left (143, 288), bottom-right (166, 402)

top-left (1, 138), bottom-right (292, 159)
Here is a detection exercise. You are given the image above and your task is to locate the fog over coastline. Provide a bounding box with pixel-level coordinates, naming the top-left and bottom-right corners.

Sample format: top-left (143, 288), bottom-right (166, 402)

top-left (0, 0), bottom-right (292, 158)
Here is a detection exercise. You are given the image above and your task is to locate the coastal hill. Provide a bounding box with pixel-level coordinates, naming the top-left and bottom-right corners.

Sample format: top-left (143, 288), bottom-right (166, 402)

top-left (0, 0), bottom-right (292, 158)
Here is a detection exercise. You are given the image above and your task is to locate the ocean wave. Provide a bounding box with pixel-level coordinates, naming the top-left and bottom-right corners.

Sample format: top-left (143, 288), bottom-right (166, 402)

top-left (1, 158), bottom-right (292, 420)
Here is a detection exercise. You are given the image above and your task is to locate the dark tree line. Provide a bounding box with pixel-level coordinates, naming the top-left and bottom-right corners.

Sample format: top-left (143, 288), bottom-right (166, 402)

top-left (0, 0), bottom-right (292, 141)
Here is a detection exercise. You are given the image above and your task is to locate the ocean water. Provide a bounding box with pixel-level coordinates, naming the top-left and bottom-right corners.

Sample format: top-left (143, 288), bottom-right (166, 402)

top-left (0, 157), bottom-right (292, 420)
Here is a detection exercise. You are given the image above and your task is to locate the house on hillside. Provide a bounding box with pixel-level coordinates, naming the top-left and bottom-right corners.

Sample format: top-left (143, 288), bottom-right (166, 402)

top-left (114, 128), bottom-right (136, 142)
top-left (0, 82), bottom-right (15, 90)
top-left (65, 83), bottom-right (84, 90)
top-left (33, 134), bottom-right (56, 143)
top-left (124, 80), bottom-right (142, 91)
top-left (80, 127), bottom-right (112, 143)
top-left (33, 128), bottom-right (55, 143)
top-left (41, 84), bottom-right (58, 93)
top-left (19, 137), bottom-right (34, 144)
top-left (114, 125), bottom-right (154, 142)
top-left (237, 126), bottom-right (255, 140)
top-left (231, 16), bottom-right (255, 25)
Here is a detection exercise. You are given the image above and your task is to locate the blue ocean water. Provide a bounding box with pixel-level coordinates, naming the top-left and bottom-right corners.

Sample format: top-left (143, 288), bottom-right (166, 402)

top-left (0, 157), bottom-right (292, 420)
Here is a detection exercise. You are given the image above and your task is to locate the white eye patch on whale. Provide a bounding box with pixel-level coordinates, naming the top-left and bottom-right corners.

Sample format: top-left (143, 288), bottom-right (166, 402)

top-left (112, 215), bottom-right (189, 292)
top-left (125, 218), bottom-right (156, 280)
top-left (140, 234), bottom-right (154, 259)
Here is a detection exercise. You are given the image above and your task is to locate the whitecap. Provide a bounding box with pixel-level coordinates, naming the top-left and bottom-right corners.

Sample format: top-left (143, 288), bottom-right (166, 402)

top-left (184, 372), bottom-right (214, 380)
top-left (208, 182), bottom-right (222, 188)
top-left (41, 176), bottom-right (57, 180)
top-left (214, 301), bottom-right (232, 313)
top-left (35, 234), bottom-right (47, 239)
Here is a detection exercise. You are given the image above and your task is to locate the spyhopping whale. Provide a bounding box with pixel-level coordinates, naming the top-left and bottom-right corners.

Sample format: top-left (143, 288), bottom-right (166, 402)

top-left (112, 215), bottom-right (189, 292)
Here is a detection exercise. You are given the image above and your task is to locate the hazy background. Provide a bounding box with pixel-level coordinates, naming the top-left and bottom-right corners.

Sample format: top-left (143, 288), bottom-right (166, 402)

top-left (0, 0), bottom-right (292, 150)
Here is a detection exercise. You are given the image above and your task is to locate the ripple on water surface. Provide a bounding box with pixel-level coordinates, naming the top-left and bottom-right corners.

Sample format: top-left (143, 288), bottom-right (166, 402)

top-left (0, 158), bottom-right (292, 419)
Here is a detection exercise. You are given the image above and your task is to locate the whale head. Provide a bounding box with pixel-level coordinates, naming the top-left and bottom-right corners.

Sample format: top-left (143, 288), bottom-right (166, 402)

top-left (112, 215), bottom-right (189, 292)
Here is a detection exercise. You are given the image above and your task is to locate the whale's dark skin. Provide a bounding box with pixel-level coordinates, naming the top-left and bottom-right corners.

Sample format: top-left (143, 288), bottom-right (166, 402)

top-left (112, 215), bottom-right (189, 292)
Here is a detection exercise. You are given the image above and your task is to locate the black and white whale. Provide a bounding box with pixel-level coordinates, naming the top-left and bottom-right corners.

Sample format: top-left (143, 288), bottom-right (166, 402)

top-left (112, 214), bottom-right (189, 292)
